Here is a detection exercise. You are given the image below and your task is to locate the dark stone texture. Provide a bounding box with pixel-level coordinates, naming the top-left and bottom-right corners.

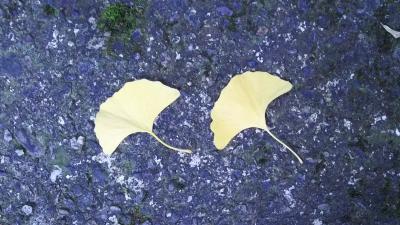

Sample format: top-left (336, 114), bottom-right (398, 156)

top-left (14, 129), bottom-right (45, 158)
top-left (0, 0), bottom-right (400, 225)
top-left (0, 55), bottom-right (23, 77)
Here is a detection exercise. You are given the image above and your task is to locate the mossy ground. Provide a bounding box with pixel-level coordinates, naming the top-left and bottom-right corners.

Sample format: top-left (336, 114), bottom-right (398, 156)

top-left (130, 206), bottom-right (151, 224)
top-left (43, 4), bottom-right (57, 16)
top-left (98, 2), bottom-right (147, 55)
top-left (50, 149), bottom-right (70, 168)
top-left (98, 3), bottom-right (141, 34)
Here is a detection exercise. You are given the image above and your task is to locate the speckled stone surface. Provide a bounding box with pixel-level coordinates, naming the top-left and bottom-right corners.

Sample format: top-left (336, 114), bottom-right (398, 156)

top-left (1, 0), bottom-right (400, 225)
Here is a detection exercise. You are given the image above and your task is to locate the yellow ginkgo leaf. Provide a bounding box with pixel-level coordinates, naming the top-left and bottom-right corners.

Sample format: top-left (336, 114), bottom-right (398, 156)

top-left (210, 71), bottom-right (303, 164)
top-left (94, 79), bottom-right (191, 155)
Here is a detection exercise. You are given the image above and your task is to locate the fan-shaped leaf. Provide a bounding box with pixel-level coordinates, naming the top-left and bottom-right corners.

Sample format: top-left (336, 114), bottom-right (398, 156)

top-left (94, 79), bottom-right (191, 155)
top-left (210, 71), bottom-right (303, 163)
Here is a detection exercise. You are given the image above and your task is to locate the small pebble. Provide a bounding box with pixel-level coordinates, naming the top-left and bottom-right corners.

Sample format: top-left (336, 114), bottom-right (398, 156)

top-left (15, 149), bottom-right (24, 156)
top-left (21, 205), bottom-right (33, 215)
top-left (110, 206), bottom-right (121, 213)
top-left (50, 166), bottom-right (62, 183)
top-left (3, 129), bottom-right (12, 142)
top-left (70, 136), bottom-right (84, 150)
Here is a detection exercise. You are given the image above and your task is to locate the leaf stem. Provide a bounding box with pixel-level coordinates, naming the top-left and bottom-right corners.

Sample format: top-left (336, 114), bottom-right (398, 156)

top-left (149, 132), bottom-right (192, 154)
top-left (265, 128), bottom-right (303, 164)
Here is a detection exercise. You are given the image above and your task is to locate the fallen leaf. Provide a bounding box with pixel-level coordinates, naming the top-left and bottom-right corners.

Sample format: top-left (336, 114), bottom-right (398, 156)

top-left (94, 79), bottom-right (191, 155)
top-left (210, 71), bottom-right (303, 163)
top-left (381, 23), bottom-right (400, 38)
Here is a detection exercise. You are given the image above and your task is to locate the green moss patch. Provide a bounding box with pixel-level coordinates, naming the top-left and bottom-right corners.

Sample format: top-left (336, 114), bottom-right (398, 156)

top-left (98, 2), bottom-right (147, 55)
top-left (50, 149), bottom-right (70, 168)
top-left (43, 4), bottom-right (57, 16)
top-left (130, 206), bottom-right (151, 224)
top-left (98, 3), bottom-right (140, 34)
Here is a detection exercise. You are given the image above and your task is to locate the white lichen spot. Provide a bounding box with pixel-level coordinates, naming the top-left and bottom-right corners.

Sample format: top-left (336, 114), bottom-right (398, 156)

top-left (47, 29), bottom-right (60, 49)
top-left (3, 129), bottom-right (12, 142)
top-left (308, 113), bottom-right (318, 123)
top-left (176, 52), bottom-right (181, 60)
top-left (347, 175), bottom-right (360, 185)
top-left (15, 149), bottom-right (24, 156)
top-left (88, 16), bottom-right (97, 29)
top-left (255, 52), bottom-right (264, 63)
top-left (116, 175), bottom-right (125, 185)
top-left (298, 54), bottom-right (308, 69)
top-left (343, 119), bottom-right (352, 130)
top-left (325, 79), bottom-right (340, 88)
top-left (189, 154), bottom-right (201, 168)
top-left (373, 115), bottom-right (387, 125)
top-left (58, 116), bottom-right (65, 125)
top-left (92, 153), bottom-right (115, 171)
top-left (50, 165), bottom-right (62, 183)
top-left (8, 32), bottom-right (15, 41)
top-left (129, 177), bottom-right (145, 192)
top-left (70, 136), bottom-right (84, 150)
top-left (312, 219), bottom-right (323, 225)
top-left (154, 156), bottom-right (163, 168)
top-left (298, 21), bottom-right (307, 32)
top-left (108, 215), bottom-right (119, 225)
top-left (283, 186), bottom-right (296, 208)
top-left (21, 205), bottom-right (33, 216)
top-left (116, 175), bottom-right (145, 193)
top-left (87, 37), bottom-right (105, 50)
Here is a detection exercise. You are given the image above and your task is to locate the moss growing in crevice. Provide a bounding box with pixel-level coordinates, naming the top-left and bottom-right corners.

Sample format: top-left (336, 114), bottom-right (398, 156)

top-left (379, 178), bottom-right (400, 218)
top-left (98, 3), bottom-right (140, 34)
top-left (98, 2), bottom-right (147, 55)
top-left (346, 178), bottom-right (367, 210)
top-left (50, 149), bottom-right (70, 168)
top-left (253, 145), bottom-right (272, 165)
top-left (130, 206), bottom-right (151, 224)
top-left (43, 4), bottom-right (57, 16)
top-left (171, 176), bottom-right (186, 190)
